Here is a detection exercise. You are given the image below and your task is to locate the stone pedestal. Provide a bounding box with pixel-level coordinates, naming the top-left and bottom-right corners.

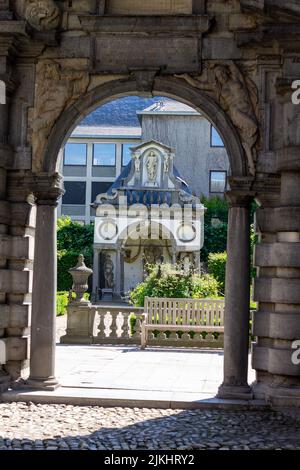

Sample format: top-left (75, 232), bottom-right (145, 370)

top-left (60, 304), bottom-right (96, 344)
top-left (218, 192), bottom-right (253, 400)
top-left (102, 288), bottom-right (113, 301)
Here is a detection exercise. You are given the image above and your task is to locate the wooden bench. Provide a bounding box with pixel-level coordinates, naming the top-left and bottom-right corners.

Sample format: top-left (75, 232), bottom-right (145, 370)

top-left (141, 297), bottom-right (225, 349)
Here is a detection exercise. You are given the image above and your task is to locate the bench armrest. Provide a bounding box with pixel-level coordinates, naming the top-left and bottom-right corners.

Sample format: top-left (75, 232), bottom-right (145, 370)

top-left (141, 313), bottom-right (148, 322)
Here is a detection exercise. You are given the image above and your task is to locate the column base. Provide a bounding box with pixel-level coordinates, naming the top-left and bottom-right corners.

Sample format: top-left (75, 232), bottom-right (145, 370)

top-left (217, 383), bottom-right (253, 400)
top-left (23, 377), bottom-right (60, 391)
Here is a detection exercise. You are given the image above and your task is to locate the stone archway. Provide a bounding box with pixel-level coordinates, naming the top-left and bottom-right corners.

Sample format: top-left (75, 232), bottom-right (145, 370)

top-left (26, 76), bottom-right (255, 398)
top-left (2, 2), bottom-right (300, 408)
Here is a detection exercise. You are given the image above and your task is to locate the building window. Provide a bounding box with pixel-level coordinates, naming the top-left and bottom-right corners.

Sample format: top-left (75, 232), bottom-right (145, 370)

top-left (93, 143), bottom-right (116, 166)
top-left (122, 143), bottom-right (133, 166)
top-left (91, 182), bottom-right (113, 203)
top-left (209, 171), bottom-right (227, 193)
top-left (64, 143), bottom-right (87, 166)
top-left (210, 125), bottom-right (224, 147)
top-left (62, 181), bottom-right (86, 204)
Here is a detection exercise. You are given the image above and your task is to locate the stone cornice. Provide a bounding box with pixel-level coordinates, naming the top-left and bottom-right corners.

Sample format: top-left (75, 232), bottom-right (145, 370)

top-left (78, 14), bottom-right (212, 34)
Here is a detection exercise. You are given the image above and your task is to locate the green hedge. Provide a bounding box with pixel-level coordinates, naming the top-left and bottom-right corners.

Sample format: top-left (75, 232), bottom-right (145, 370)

top-left (207, 252), bottom-right (227, 295)
top-left (56, 291), bottom-right (90, 316)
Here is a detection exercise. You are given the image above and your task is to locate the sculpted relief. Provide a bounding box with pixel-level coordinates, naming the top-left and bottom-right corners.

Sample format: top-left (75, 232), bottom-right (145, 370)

top-left (146, 151), bottom-right (159, 182)
top-left (25, 0), bottom-right (61, 31)
top-left (31, 61), bottom-right (90, 166)
top-left (176, 63), bottom-right (259, 176)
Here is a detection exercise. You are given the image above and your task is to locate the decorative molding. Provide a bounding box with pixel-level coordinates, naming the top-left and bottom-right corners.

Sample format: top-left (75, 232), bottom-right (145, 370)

top-left (131, 69), bottom-right (159, 94)
top-left (24, 0), bottom-right (61, 32)
top-left (176, 61), bottom-right (259, 176)
top-left (31, 60), bottom-right (90, 166)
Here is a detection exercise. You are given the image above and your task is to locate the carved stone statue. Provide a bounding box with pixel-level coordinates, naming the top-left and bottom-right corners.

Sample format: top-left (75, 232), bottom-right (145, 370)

top-left (163, 154), bottom-right (169, 173)
top-left (104, 254), bottom-right (114, 289)
top-left (32, 60), bottom-right (90, 164)
top-left (146, 151), bottom-right (158, 182)
top-left (175, 63), bottom-right (259, 175)
top-left (144, 245), bottom-right (163, 265)
top-left (213, 63), bottom-right (259, 176)
top-left (133, 152), bottom-right (141, 173)
top-left (25, 0), bottom-right (61, 31)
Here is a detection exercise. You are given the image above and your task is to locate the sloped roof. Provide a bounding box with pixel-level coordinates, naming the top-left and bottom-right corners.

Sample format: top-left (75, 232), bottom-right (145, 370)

top-left (104, 161), bottom-right (192, 206)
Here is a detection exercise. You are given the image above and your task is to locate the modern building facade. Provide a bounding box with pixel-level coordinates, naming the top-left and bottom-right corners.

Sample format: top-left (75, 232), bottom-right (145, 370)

top-left (58, 99), bottom-right (229, 224)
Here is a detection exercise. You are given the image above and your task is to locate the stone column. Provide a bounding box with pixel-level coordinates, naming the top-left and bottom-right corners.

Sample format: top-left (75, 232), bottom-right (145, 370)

top-left (26, 173), bottom-right (64, 390)
top-left (218, 192), bottom-right (253, 400)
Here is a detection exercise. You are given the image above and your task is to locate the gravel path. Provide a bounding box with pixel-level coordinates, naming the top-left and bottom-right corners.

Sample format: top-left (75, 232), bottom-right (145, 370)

top-left (0, 402), bottom-right (300, 450)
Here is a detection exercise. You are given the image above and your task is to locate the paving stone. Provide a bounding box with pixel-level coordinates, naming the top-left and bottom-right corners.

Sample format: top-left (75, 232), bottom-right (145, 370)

top-left (0, 403), bottom-right (299, 450)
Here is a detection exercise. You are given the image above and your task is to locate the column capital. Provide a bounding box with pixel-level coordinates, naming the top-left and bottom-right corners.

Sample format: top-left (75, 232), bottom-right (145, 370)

top-left (225, 190), bottom-right (254, 208)
top-left (32, 172), bottom-right (65, 206)
top-left (8, 171), bottom-right (64, 205)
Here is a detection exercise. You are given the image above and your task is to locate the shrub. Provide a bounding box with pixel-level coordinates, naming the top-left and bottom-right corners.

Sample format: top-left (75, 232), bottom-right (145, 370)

top-left (129, 263), bottom-right (219, 307)
top-left (191, 273), bottom-right (219, 298)
top-left (56, 291), bottom-right (70, 316)
top-left (56, 291), bottom-right (90, 316)
top-left (207, 252), bottom-right (227, 295)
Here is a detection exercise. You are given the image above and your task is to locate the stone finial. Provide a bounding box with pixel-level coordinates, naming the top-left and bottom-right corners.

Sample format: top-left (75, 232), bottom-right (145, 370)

top-left (69, 255), bottom-right (93, 303)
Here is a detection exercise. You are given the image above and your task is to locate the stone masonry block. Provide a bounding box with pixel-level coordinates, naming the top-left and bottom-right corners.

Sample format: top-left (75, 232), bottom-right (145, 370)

top-left (253, 310), bottom-right (300, 340)
top-left (0, 304), bottom-right (30, 329)
top-left (0, 235), bottom-right (34, 260)
top-left (5, 336), bottom-right (28, 362)
top-left (0, 201), bottom-right (10, 226)
top-left (254, 277), bottom-right (300, 304)
top-left (252, 343), bottom-right (300, 376)
top-left (0, 269), bottom-right (32, 294)
top-left (256, 207), bottom-right (300, 233)
top-left (255, 242), bottom-right (300, 267)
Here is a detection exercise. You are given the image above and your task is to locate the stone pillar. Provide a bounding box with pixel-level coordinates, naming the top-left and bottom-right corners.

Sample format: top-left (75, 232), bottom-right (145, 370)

top-left (218, 192), bottom-right (253, 400)
top-left (252, 146), bottom-right (300, 406)
top-left (26, 173), bottom-right (64, 390)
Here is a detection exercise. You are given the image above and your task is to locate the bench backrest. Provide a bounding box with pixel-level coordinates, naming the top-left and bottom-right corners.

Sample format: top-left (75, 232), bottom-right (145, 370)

top-left (144, 297), bottom-right (225, 326)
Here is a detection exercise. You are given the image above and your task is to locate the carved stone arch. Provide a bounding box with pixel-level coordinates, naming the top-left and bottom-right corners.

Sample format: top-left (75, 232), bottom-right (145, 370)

top-left (43, 75), bottom-right (247, 177)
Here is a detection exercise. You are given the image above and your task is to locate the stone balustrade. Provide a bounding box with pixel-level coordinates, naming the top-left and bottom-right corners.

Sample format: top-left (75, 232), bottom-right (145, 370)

top-left (60, 302), bottom-right (225, 348)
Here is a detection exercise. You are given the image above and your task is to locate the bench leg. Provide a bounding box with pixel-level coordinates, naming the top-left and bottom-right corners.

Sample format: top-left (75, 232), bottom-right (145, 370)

top-left (141, 324), bottom-right (147, 350)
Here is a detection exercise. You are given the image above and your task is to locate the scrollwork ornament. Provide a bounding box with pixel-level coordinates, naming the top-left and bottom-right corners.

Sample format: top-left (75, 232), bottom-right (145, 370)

top-left (25, 0), bottom-right (61, 31)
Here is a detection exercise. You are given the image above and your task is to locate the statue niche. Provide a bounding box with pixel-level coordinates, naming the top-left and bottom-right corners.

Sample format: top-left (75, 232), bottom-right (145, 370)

top-left (103, 254), bottom-right (114, 289)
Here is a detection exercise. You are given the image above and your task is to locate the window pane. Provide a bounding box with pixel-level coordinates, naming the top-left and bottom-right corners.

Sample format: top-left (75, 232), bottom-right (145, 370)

top-left (211, 126), bottom-right (224, 147)
top-left (93, 143), bottom-right (116, 166)
top-left (91, 182), bottom-right (113, 203)
top-left (64, 143), bottom-right (87, 165)
top-left (62, 181), bottom-right (86, 204)
top-left (122, 143), bottom-right (132, 166)
top-left (210, 172), bottom-right (227, 193)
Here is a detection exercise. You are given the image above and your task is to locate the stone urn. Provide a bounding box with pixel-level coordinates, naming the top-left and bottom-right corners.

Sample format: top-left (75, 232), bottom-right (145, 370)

top-left (69, 254), bottom-right (93, 304)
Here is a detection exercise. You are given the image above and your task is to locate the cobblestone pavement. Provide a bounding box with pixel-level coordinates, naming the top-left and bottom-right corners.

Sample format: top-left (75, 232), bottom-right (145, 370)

top-left (0, 402), bottom-right (300, 450)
